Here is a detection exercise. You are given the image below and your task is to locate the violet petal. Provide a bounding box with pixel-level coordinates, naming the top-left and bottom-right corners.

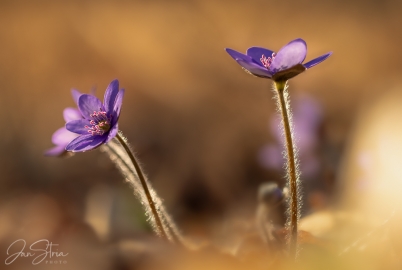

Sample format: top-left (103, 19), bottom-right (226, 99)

top-left (104, 79), bottom-right (119, 114)
top-left (63, 107), bottom-right (82, 122)
top-left (271, 64), bottom-right (306, 82)
top-left (65, 134), bottom-right (106, 152)
top-left (236, 59), bottom-right (272, 78)
top-left (225, 48), bottom-right (253, 62)
top-left (270, 38), bottom-right (307, 73)
top-left (71, 89), bottom-right (82, 106)
top-left (51, 127), bottom-right (78, 145)
top-left (105, 123), bottom-right (118, 143)
top-left (112, 89), bottom-right (125, 123)
top-left (226, 48), bottom-right (271, 77)
top-left (303, 52), bottom-right (332, 69)
top-left (246, 47), bottom-right (275, 66)
top-left (90, 86), bottom-right (97, 96)
top-left (78, 94), bottom-right (103, 119)
top-left (66, 119), bottom-right (92, 135)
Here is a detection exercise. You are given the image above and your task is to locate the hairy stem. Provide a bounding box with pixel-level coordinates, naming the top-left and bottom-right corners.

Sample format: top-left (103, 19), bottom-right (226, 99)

top-left (115, 132), bottom-right (168, 240)
top-left (274, 81), bottom-right (299, 259)
top-left (102, 138), bottom-right (199, 249)
top-left (103, 139), bottom-right (190, 245)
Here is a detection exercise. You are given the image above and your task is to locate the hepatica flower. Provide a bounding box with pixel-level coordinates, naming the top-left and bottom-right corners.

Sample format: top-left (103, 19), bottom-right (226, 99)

top-left (65, 79), bottom-right (124, 152)
top-left (225, 38), bottom-right (332, 81)
top-left (45, 90), bottom-right (85, 156)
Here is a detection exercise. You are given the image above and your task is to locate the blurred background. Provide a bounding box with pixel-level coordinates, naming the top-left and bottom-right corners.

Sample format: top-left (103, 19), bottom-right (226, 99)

top-left (1, 0), bottom-right (402, 269)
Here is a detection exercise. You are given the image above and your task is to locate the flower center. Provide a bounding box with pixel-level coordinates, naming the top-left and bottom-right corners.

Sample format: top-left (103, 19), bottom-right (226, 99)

top-left (85, 110), bottom-right (111, 136)
top-left (260, 53), bottom-right (276, 69)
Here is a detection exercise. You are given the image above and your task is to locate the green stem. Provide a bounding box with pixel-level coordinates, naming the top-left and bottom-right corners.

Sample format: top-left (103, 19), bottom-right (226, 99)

top-left (274, 81), bottom-right (299, 258)
top-left (115, 132), bottom-right (168, 240)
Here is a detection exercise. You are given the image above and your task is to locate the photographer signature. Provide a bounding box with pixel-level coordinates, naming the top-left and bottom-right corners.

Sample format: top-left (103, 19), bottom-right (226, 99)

top-left (5, 239), bottom-right (68, 265)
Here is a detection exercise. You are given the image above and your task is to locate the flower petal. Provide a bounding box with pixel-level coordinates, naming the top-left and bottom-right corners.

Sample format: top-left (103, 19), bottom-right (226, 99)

top-left (44, 145), bottom-right (66, 157)
top-left (272, 64), bottom-right (306, 82)
top-left (236, 59), bottom-right (272, 78)
top-left (104, 79), bottom-right (119, 114)
top-left (303, 52), bottom-right (332, 69)
top-left (225, 48), bottom-right (253, 62)
top-left (112, 89), bottom-right (125, 123)
top-left (246, 47), bottom-right (275, 65)
top-left (63, 107), bottom-right (82, 122)
top-left (226, 48), bottom-right (271, 78)
top-left (66, 119), bottom-right (92, 135)
top-left (270, 39), bottom-right (307, 73)
top-left (90, 86), bottom-right (97, 96)
top-left (65, 134), bottom-right (106, 152)
top-left (78, 94), bottom-right (103, 119)
top-left (71, 89), bottom-right (82, 106)
top-left (51, 127), bottom-right (79, 145)
top-left (105, 123), bottom-right (118, 143)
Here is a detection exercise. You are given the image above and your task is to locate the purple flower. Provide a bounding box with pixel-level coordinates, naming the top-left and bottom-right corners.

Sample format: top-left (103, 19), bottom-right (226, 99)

top-left (45, 89), bottom-right (85, 156)
top-left (225, 38), bottom-right (332, 81)
top-left (65, 79), bottom-right (124, 152)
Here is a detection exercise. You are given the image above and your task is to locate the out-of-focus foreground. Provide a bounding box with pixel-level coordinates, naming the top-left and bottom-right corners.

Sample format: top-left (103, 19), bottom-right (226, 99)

top-left (1, 0), bottom-right (402, 269)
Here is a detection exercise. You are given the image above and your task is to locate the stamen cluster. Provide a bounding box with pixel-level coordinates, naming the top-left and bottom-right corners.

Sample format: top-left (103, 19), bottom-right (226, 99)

top-left (85, 110), bottom-right (111, 135)
top-left (260, 53), bottom-right (276, 68)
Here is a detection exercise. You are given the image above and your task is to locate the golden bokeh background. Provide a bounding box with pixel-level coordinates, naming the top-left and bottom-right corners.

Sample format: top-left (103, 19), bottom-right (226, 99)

top-left (1, 0), bottom-right (402, 269)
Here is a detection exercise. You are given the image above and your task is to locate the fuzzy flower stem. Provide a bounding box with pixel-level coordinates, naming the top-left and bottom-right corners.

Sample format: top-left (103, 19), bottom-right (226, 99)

top-left (115, 132), bottom-right (168, 240)
top-left (274, 80), bottom-right (299, 259)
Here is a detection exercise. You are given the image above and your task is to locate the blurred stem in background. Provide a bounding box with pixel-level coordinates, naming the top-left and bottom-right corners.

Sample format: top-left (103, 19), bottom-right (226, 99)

top-left (274, 80), bottom-right (300, 259)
